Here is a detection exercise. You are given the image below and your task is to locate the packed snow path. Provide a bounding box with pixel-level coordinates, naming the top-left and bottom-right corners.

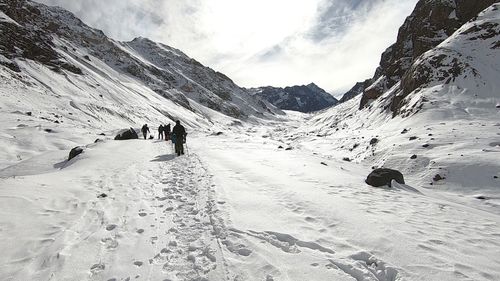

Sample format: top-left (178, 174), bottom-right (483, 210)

top-left (1, 131), bottom-right (500, 281)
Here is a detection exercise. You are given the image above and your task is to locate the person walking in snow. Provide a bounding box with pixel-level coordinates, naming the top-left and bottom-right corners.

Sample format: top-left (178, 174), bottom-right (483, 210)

top-left (164, 123), bottom-right (171, 141)
top-left (141, 124), bottom-right (150, 140)
top-left (172, 120), bottom-right (187, 156)
top-left (158, 125), bottom-right (164, 140)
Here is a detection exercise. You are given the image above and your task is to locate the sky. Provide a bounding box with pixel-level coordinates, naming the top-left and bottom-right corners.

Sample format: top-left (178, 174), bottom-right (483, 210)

top-left (36, 0), bottom-right (418, 95)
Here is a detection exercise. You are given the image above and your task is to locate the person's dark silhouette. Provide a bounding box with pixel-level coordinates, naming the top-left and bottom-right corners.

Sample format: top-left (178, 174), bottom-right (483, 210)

top-left (172, 120), bottom-right (186, 156)
top-left (141, 124), bottom-right (150, 140)
top-left (158, 125), bottom-right (164, 140)
top-left (164, 124), bottom-right (171, 141)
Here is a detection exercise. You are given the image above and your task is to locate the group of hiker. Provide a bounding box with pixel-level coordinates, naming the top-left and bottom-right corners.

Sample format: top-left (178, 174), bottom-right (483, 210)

top-left (141, 120), bottom-right (187, 156)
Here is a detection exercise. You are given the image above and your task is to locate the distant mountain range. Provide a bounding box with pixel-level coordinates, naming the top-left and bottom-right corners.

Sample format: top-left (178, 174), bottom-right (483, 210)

top-left (251, 83), bottom-right (338, 113)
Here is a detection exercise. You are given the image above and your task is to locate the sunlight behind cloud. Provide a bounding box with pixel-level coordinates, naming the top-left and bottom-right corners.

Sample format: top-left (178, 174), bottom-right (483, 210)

top-left (35, 0), bottom-right (418, 94)
top-left (196, 0), bottom-right (319, 54)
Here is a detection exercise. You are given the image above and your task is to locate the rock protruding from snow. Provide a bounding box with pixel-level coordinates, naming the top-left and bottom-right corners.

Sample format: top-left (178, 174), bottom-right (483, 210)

top-left (359, 0), bottom-right (498, 110)
top-left (68, 146), bottom-right (84, 161)
top-left (366, 168), bottom-right (405, 187)
top-left (252, 83), bottom-right (338, 113)
top-left (115, 128), bottom-right (139, 140)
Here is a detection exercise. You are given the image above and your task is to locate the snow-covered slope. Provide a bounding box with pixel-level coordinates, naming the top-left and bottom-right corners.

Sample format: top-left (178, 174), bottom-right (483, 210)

top-left (300, 3), bottom-right (500, 203)
top-left (252, 83), bottom-right (338, 113)
top-left (0, 0), bottom-right (281, 168)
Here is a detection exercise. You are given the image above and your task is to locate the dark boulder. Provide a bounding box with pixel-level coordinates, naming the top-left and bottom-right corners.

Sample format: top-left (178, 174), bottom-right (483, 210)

top-left (410, 154), bottom-right (418, 159)
top-left (114, 128), bottom-right (138, 140)
top-left (433, 174), bottom-right (445, 181)
top-left (370, 138), bottom-right (379, 145)
top-left (68, 146), bottom-right (84, 161)
top-left (366, 168), bottom-right (405, 187)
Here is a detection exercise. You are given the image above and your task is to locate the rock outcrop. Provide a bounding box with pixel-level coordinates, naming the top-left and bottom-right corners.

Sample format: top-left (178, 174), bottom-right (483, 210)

top-left (338, 79), bottom-right (372, 104)
top-left (359, 0), bottom-right (498, 110)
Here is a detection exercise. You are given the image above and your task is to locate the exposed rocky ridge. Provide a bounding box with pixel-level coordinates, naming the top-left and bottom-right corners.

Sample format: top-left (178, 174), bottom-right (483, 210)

top-left (359, 0), bottom-right (499, 111)
top-left (394, 3), bottom-right (500, 116)
top-left (338, 79), bottom-right (372, 104)
top-left (0, 0), bottom-right (279, 119)
top-left (252, 83), bottom-right (338, 113)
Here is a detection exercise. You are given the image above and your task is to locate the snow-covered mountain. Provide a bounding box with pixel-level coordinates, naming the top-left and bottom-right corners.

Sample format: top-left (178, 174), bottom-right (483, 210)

top-left (251, 83), bottom-right (338, 113)
top-left (0, 0), bottom-right (279, 120)
top-left (300, 2), bottom-right (500, 197)
top-left (0, 0), bottom-right (284, 168)
top-left (1, 1), bottom-right (500, 280)
top-left (359, 0), bottom-right (498, 111)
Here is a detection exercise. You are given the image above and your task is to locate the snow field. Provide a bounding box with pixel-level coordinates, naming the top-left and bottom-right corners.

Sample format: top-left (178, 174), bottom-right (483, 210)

top-left (191, 129), bottom-right (500, 281)
top-left (0, 139), bottom-right (227, 281)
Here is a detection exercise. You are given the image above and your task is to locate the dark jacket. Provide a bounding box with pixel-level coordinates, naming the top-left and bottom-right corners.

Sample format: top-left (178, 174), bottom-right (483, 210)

top-left (141, 125), bottom-right (150, 133)
top-left (172, 124), bottom-right (186, 137)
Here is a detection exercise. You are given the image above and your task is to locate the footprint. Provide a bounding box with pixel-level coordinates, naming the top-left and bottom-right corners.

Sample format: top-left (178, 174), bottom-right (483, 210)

top-left (137, 229), bottom-right (145, 234)
top-left (237, 248), bottom-right (252, 256)
top-left (139, 212), bottom-right (147, 217)
top-left (101, 237), bottom-right (119, 249)
top-left (304, 217), bottom-right (316, 222)
top-left (90, 263), bottom-right (105, 273)
top-left (106, 224), bottom-right (117, 231)
top-left (133, 261), bottom-right (143, 267)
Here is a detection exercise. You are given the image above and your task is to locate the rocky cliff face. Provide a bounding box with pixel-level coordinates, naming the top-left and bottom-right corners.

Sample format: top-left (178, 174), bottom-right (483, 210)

top-left (359, 0), bottom-right (499, 111)
top-left (0, 0), bottom-right (279, 119)
top-left (338, 79), bottom-right (372, 104)
top-left (252, 83), bottom-right (338, 113)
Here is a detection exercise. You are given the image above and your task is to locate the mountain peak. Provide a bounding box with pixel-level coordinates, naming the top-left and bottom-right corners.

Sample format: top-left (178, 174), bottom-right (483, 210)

top-left (254, 83), bottom-right (337, 113)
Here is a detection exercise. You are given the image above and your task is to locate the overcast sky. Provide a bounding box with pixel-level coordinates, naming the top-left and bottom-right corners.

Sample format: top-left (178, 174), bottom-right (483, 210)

top-left (36, 0), bottom-right (418, 95)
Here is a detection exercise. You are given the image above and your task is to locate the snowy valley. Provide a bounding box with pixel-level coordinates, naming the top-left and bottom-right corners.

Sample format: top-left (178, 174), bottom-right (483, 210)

top-left (1, 0), bottom-right (500, 281)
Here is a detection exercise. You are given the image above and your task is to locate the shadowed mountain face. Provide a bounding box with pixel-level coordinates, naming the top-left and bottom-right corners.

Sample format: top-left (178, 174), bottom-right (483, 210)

top-left (252, 83), bottom-right (338, 113)
top-left (338, 79), bottom-right (372, 104)
top-left (359, 0), bottom-right (499, 111)
top-left (0, 0), bottom-right (280, 120)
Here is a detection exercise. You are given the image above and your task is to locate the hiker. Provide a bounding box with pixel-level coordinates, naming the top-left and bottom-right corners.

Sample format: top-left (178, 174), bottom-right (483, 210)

top-left (158, 125), bottom-right (164, 140)
top-left (141, 124), bottom-right (150, 140)
top-left (172, 120), bottom-right (187, 156)
top-left (164, 124), bottom-right (171, 141)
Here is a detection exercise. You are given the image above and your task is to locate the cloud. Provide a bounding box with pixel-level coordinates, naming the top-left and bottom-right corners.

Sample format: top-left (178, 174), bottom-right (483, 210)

top-left (35, 0), bottom-right (418, 94)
